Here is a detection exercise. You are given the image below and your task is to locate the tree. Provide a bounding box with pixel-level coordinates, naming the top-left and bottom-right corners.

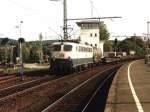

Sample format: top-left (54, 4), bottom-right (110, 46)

top-left (118, 39), bottom-right (134, 53)
top-left (22, 43), bottom-right (30, 62)
top-left (1, 38), bottom-right (9, 64)
top-left (104, 41), bottom-right (113, 52)
top-left (117, 36), bottom-right (145, 55)
top-left (1, 38), bottom-right (9, 45)
top-left (30, 43), bottom-right (40, 63)
top-left (99, 22), bottom-right (110, 40)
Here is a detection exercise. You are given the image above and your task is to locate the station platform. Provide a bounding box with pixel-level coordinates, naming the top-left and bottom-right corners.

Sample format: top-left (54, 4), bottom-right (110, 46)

top-left (105, 60), bottom-right (150, 112)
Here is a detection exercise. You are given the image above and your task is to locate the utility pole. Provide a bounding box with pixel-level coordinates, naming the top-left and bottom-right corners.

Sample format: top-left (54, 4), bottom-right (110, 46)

top-left (134, 33), bottom-right (137, 54)
top-left (147, 21), bottom-right (150, 51)
top-left (19, 21), bottom-right (23, 63)
top-left (50, 0), bottom-right (68, 40)
top-left (10, 46), bottom-right (15, 64)
top-left (39, 33), bottom-right (43, 64)
top-left (147, 21), bottom-right (150, 41)
top-left (146, 21), bottom-right (150, 54)
top-left (19, 21), bottom-right (24, 80)
top-left (63, 0), bottom-right (68, 40)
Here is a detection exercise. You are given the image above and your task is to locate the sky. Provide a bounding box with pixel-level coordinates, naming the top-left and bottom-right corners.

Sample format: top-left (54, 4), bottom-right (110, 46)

top-left (0, 0), bottom-right (150, 41)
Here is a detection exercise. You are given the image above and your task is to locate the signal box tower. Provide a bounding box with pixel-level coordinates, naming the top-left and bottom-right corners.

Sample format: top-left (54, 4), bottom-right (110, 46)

top-left (76, 20), bottom-right (104, 56)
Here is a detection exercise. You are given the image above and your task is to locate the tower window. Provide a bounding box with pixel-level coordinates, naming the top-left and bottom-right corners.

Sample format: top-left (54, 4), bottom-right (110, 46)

top-left (90, 33), bottom-right (92, 37)
top-left (95, 33), bottom-right (97, 37)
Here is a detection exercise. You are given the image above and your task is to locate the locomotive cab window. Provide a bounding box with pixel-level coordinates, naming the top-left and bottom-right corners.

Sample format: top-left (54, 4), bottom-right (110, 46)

top-left (64, 45), bottom-right (72, 51)
top-left (51, 45), bottom-right (61, 51)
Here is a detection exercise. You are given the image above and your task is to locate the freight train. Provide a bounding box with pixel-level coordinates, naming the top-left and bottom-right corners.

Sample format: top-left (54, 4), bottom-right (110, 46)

top-left (49, 40), bottom-right (140, 75)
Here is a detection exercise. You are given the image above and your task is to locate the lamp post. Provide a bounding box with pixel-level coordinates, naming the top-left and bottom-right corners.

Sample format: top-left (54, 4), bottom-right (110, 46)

top-left (10, 46), bottom-right (15, 64)
top-left (147, 21), bottom-right (150, 46)
top-left (146, 21), bottom-right (150, 54)
top-left (39, 33), bottom-right (43, 64)
top-left (133, 33), bottom-right (136, 54)
top-left (15, 21), bottom-right (23, 61)
top-left (147, 21), bottom-right (150, 41)
top-left (19, 21), bottom-right (23, 61)
top-left (18, 21), bottom-right (24, 80)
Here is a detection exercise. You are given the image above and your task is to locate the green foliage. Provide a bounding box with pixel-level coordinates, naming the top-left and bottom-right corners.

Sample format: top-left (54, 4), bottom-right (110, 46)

top-left (22, 44), bottom-right (30, 62)
top-left (118, 39), bottom-right (133, 52)
top-left (99, 22), bottom-right (110, 40)
top-left (22, 42), bottom-right (47, 63)
top-left (104, 41), bottom-right (113, 52)
top-left (1, 38), bottom-right (9, 64)
top-left (30, 43), bottom-right (40, 62)
top-left (1, 38), bottom-right (9, 45)
top-left (117, 36), bottom-right (145, 55)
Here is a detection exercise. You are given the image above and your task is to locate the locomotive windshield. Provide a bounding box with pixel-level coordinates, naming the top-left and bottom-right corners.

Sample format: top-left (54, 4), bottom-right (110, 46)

top-left (52, 45), bottom-right (61, 51)
top-left (64, 45), bottom-right (72, 51)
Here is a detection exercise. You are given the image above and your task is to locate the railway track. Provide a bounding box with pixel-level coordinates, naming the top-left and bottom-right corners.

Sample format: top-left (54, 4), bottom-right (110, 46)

top-left (81, 70), bottom-right (116, 112)
top-left (0, 75), bottom-right (16, 82)
top-left (0, 75), bottom-right (43, 89)
top-left (0, 63), bottom-right (122, 112)
top-left (41, 66), bottom-right (119, 112)
top-left (0, 69), bottom-right (50, 89)
top-left (0, 76), bottom-right (52, 98)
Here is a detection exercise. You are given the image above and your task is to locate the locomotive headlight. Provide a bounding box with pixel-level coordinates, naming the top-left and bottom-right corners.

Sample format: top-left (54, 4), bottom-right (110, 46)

top-left (52, 56), bottom-right (56, 61)
top-left (68, 56), bottom-right (71, 61)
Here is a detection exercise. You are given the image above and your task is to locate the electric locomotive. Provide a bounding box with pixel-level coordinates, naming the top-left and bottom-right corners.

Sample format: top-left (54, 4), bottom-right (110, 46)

top-left (49, 40), bottom-right (102, 74)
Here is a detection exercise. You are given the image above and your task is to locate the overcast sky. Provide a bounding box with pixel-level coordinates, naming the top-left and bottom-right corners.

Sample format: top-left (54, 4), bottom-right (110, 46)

top-left (0, 0), bottom-right (150, 41)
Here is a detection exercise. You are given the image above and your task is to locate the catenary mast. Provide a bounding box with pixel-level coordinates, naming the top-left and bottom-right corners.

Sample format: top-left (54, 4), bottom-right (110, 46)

top-left (63, 0), bottom-right (68, 40)
top-left (50, 0), bottom-right (68, 40)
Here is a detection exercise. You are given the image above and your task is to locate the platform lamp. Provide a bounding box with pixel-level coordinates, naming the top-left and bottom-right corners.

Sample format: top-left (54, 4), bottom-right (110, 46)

top-left (18, 21), bottom-right (25, 80)
top-left (146, 21), bottom-right (150, 54)
top-left (39, 33), bottom-right (44, 64)
top-left (147, 21), bottom-right (150, 41)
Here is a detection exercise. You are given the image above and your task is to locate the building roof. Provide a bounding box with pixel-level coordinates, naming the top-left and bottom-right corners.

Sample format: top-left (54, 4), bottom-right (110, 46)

top-left (76, 20), bottom-right (100, 27)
